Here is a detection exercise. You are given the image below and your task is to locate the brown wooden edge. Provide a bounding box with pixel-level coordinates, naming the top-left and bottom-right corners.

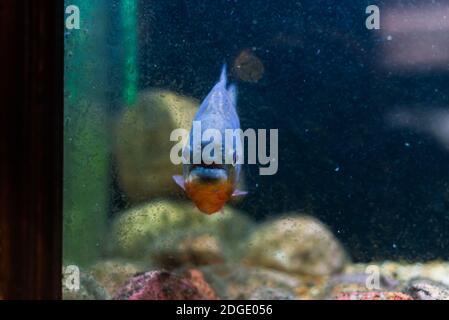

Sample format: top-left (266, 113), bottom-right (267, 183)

top-left (0, 0), bottom-right (63, 299)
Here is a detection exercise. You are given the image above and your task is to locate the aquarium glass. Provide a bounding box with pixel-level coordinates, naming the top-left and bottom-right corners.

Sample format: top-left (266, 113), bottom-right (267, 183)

top-left (64, 0), bottom-right (449, 300)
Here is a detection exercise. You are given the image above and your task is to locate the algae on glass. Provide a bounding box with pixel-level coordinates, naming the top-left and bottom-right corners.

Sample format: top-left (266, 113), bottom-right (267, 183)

top-left (64, 0), bottom-right (108, 266)
top-left (64, 0), bottom-right (138, 266)
top-left (64, 0), bottom-right (110, 265)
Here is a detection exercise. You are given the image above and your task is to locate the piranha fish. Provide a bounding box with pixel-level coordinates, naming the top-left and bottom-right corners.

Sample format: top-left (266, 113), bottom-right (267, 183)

top-left (173, 64), bottom-right (247, 214)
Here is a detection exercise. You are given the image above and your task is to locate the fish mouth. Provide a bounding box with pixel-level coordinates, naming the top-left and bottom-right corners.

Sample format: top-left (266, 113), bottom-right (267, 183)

top-left (188, 165), bottom-right (228, 183)
top-left (191, 162), bottom-right (226, 170)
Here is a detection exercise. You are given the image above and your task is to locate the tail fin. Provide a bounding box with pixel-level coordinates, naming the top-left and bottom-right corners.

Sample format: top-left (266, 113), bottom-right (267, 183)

top-left (219, 63), bottom-right (227, 86)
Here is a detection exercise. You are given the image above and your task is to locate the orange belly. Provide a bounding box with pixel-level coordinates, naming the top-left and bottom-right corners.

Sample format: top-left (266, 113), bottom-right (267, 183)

top-left (185, 180), bottom-right (234, 214)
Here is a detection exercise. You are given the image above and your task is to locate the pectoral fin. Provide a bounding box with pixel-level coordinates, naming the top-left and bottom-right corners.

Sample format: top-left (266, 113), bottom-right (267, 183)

top-left (232, 189), bottom-right (248, 197)
top-left (173, 175), bottom-right (186, 191)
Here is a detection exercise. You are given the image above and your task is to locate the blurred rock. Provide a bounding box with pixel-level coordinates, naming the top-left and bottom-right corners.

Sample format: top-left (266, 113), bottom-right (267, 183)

top-left (88, 259), bottom-right (145, 298)
top-left (335, 291), bottom-right (413, 300)
top-left (198, 264), bottom-right (302, 299)
top-left (63, 270), bottom-right (110, 300)
top-left (183, 269), bottom-right (219, 300)
top-left (345, 261), bottom-right (449, 287)
top-left (249, 287), bottom-right (296, 300)
top-left (404, 278), bottom-right (449, 300)
top-left (243, 215), bottom-right (348, 276)
top-left (114, 270), bottom-right (217, 300)
top-left (293, 276), bottom-right (329, 300)
top-left (109, 199), bottom-right (254, 264)
top-left (324, 272), bottom-right (399, 299)
top-left (151, 233), bottom-right (224, 268)
top-left (115, 89), bottom-right (198, 202)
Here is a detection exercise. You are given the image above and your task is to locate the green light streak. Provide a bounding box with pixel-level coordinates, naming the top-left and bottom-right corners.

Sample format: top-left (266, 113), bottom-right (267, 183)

top-left (64, 0), bottom-right (109, 266)
top-left (121, 0), bottom-right (138, 106)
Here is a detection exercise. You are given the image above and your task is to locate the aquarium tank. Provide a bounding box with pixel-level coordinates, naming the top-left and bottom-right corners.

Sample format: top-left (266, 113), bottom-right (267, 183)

top-left (63, 0), bottom-right (449, 300)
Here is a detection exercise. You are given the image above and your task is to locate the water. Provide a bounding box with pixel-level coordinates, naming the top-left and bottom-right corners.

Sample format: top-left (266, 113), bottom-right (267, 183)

top-left (63, 0), bottom-right (449, 300)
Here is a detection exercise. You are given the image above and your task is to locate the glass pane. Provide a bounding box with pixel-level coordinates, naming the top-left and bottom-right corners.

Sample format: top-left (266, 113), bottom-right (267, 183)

top-left (64, 0), bottom-right (449, 300)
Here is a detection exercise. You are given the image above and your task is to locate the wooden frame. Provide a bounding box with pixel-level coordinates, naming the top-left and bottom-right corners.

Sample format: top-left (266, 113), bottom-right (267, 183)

top-left (0, 0), bottom-right (63, 299)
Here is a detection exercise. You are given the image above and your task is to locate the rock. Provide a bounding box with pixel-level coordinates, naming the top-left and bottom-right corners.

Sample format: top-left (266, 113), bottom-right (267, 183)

top-left (88, 260), bottom-right (146, 297)
top-left (183, 269), bottom-right (219, 300)
top-left (335, 291), bottom-right (413, 300)
top-left (249, 287), bottom-right (296, 300)
top-left (109, 199), bottom-right (254, 263)
top-left (198, 264), bottom-right (303, 300)
top-left (345, 261), bottom-right (449, 287)
top-left (115, 89), bottom-right (198, 202)
top-left (243, 215), bottom-right (348, 276)
top-left (324, 272), bottom-right (399, 299)
top-left (114, 270), bottom-right (217, 300)
top-left (63, 270), bottom-right (110, 300)
top-left (404, 278), bottom-right (449, 300)
top-left (151, 233), bottom-right (225, 268)
top-left (294, 276), bottom-right (329, 300)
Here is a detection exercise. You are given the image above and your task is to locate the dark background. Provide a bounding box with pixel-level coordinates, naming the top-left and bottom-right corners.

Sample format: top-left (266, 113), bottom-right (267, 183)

top-left (0, 0), bottom-right (62, 299)
top-left (135, 0), bottom-right (449, 261)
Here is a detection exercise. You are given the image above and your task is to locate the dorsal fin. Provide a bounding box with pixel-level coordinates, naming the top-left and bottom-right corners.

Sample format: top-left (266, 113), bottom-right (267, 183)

top-left (219, 63), bottom-right (227, 86)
